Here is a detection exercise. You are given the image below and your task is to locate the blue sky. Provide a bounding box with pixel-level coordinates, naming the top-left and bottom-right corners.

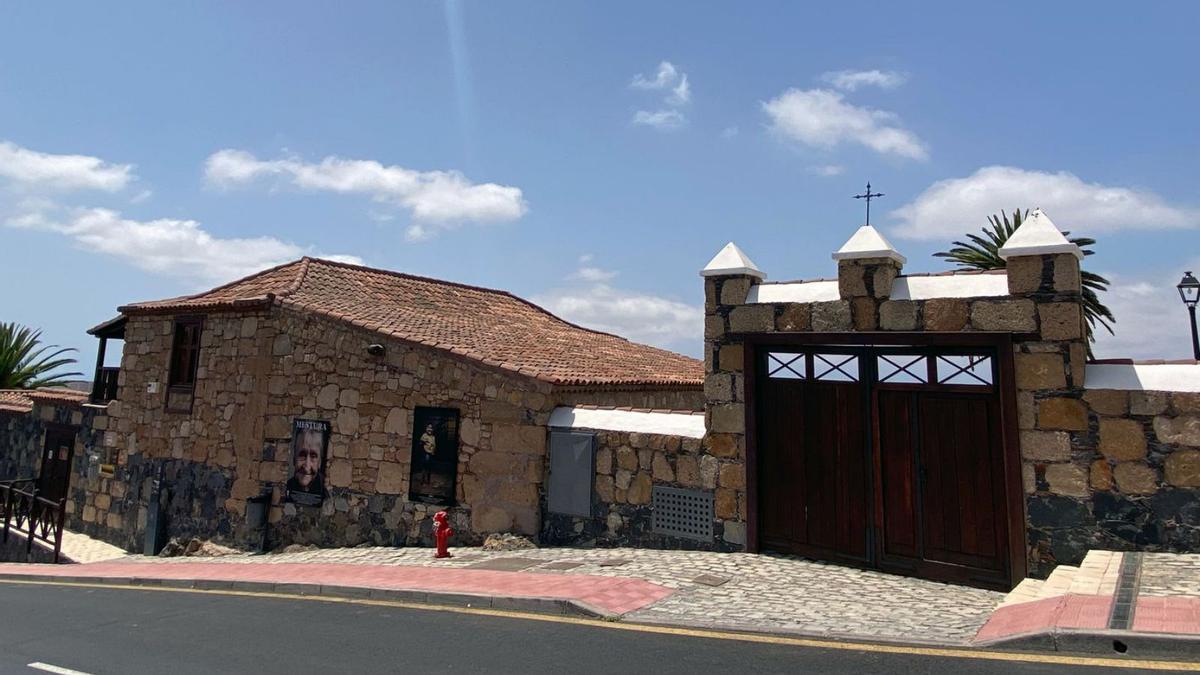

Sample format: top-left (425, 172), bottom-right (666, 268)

top-left (2, 1), bottom-right (1198, 376)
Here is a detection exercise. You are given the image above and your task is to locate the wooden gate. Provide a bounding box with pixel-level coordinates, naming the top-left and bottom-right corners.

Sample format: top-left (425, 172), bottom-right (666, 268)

top-left (37, 424), bottom-right (76, 504)
top-left (749, 335), bottom-right (1024, 589)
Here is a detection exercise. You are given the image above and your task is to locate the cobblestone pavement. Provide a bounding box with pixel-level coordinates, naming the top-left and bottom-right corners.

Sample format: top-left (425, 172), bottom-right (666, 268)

top-left (1138, 553), bottom-right (1200, 597)
top-left (58, 530), bottom-right (127, 563)
top-left (7, 526), bottom-right (126, 564)
top-left (112, 545), bottom-right (1003, 645)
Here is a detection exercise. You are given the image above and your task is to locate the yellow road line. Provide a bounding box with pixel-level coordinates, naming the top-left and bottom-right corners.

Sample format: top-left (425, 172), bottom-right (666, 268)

top-left (2, 578), bottom-right (1197, 671)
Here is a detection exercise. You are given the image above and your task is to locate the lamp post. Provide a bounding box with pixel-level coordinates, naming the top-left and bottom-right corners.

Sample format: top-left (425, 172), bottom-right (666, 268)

top-left (1177, 271), bottom-right (1200, 360)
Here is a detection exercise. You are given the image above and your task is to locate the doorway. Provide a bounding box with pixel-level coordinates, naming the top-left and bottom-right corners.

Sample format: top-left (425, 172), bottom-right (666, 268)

top-left (37, 424), bottom-right (76, 504)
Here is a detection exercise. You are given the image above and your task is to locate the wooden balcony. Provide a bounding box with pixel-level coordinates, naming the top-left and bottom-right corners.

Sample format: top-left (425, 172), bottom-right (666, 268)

top-left (90, 366), bottom-right (119, 404)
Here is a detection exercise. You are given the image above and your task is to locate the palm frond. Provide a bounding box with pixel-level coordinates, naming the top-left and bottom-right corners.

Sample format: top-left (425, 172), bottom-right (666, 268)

top-left (0, 321), bottom-right (83, 389)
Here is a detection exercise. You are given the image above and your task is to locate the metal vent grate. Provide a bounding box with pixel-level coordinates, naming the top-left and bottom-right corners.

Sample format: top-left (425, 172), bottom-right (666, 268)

top-left (652, 486), bottom-right (714, 542)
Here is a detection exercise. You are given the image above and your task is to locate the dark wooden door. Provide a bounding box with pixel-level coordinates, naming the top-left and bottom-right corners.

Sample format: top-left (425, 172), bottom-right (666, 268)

top-left (757, 351), bottom-right (870, 565)
top-left (37, 425), bottom-right (76, 503)
top-left (876, 388), bottom-right (1009, 587)
top-left (755, 345), bottom-right (1015, 589)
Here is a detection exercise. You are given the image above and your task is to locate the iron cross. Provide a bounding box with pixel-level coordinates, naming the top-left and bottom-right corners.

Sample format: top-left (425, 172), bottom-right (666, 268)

top-left (853, 182), bottom-right (884, 226)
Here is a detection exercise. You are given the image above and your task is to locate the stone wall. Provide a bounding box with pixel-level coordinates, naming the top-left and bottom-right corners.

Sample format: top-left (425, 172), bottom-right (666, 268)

top-left (96, 304), bottom-right (557, 551)
top-left (0, 398), bottom-right (108, 543)
top-left (702, 242), bottom-right (1200, 577)
top-left (1024, 387), bottom-right (1200, 575)
top-left (0, 408), bottom-right (42, 480)
top-left (540, 427), bottom-right (743, 551)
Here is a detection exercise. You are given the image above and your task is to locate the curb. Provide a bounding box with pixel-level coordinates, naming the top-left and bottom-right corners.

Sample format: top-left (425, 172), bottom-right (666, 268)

top-left (0, 571), bottom-right (617, 621)
top-left (976, 628), bottom-right (1200, 660)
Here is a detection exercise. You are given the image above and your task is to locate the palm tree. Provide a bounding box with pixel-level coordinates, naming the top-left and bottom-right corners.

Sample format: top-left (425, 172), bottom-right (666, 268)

top-left (0, 322), bottom-right (83, 389)
top-left (934, 209), bottom-right (1115, 348)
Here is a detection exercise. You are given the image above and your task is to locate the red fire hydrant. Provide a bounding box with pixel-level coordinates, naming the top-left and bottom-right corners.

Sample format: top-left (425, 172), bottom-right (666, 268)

top-left (433, 510), bottom-right (454, 559)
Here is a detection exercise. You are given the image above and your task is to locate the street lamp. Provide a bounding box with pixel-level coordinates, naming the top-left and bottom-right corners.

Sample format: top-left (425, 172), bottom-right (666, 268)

top-left (1177, 271), bottom-right (1200, 360)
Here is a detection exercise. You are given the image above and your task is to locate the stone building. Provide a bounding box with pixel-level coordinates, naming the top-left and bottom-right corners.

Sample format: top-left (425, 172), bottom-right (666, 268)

top-left (2, 257), bottom-right (702, 552)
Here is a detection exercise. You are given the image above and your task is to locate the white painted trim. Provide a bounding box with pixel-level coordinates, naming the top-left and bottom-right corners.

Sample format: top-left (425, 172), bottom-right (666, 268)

top-left (700, 266), bottom-right (764, 279)
top-left (1085, 363), bottom-right (1200, 393)
top-left (29, 663), bottom-right (96, 675)
top-left (890, 274), bottom-right (1009, 300)
top-left (997, 242), bottom-right (1082, 259)
top-left (748, 280), bottom-right (840, 304)
top-left (747, 274), bottom-right (1008, 304)
top-left (549, 406), bottom-right (706, 438)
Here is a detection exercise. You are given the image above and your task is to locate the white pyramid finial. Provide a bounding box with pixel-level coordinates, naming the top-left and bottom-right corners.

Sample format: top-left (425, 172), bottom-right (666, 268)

top-left (700, 242), bottom-right (766, 279)
top-left (997, 208), bottom-right (1083, 260)
top-left (831, 225), bottom-right (906, 265)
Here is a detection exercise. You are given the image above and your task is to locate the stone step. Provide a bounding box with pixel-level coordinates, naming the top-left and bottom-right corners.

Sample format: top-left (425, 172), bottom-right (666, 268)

top-left (1067, 550), bottom-right (1123, 596)
top-left (1038, 564), bottom-right (1079, 599)
top-left (998, 577), bottom-right (1046, 608)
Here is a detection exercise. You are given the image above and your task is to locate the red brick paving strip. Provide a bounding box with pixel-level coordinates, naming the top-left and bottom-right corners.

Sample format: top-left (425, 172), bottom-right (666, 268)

top-left (976, 593), bottom-right (1200, 642)
top-left (0, 562), bottom-right (674, 616)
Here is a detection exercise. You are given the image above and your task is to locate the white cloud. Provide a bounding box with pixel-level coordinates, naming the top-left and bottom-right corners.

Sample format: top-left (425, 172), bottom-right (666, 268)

top-left (810, 164), bottom-right (845, 177)
top-left (8, 204), bottom-right (361, 286)
top-left (0, 140), bottom-right (134, 192)
top-left (633, 109), bottom-right (686, 130)
top-left (720, 126), bottom-right (739, 139)
top-left (630, 61), bottom-right (680, 90)
top-left (568, 254), bottom-right (618, 282)
top-left (763, 88), bottom-right (927, 160)
top-left (204, 149), bottom-right (528, 234)
top-left (891, 166), bottom-right (1199, 240)
top-left (668, 74), bottom-right (691, 106)
top-left (536, 283), bottom-right (700, 353)
top-left (537, 253), bottom-right (699, 353)
top-left (821, 69), bottom-right (908, 92)
top-left (629, 60), bottom-right (691, 131)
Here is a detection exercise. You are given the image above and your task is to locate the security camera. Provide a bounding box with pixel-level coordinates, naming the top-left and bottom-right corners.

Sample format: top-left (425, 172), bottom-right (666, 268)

top-left (366, 343), bottom-right (386, 356)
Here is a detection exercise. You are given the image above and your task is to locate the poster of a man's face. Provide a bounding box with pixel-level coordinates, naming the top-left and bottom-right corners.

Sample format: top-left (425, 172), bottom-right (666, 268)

top-left (408, 407), bottom-right (459, 506)
top-left (286, 419), bottom-right (329, 506)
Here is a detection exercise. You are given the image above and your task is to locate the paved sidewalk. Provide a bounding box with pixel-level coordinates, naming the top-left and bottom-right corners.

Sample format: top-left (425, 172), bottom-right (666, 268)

top-left (976, 551), bottom-right (1200, 655)
top-left (0, 560), bottom-right (672, 616)
top-left (3, 542), bottom-right (1003, 645)
top-left (2, 525), bottom-right (126, 564)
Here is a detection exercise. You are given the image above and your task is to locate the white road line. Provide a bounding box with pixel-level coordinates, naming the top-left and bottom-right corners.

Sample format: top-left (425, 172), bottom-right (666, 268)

top-left (27, 663), bottom-right (95, 675)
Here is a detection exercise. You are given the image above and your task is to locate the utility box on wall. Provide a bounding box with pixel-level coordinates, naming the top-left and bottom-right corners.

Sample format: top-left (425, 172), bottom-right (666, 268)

top-left (547, 431), bottom-right (595, 517)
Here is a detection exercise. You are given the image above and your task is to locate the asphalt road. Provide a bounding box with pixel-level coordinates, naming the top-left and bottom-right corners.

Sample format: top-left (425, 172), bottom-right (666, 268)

top-left (0, 581), bottom-right (1177, 674)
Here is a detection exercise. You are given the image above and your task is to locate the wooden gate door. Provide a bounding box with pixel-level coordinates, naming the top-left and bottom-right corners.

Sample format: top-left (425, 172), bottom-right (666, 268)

top-left (37, 425), bottom-right (76, 503)
top-left (873, 349), bottom-right (1011, 588)
top-left (757, 350), bottom-right (871, 565)
top-left (753, 341), bottom-right (1019, 590)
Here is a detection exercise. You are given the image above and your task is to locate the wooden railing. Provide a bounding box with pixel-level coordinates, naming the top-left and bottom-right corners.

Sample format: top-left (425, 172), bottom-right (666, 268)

top-left (91, 366), bottom-right (120, 404)
top-left (1, 479), bottom-right (67, 563)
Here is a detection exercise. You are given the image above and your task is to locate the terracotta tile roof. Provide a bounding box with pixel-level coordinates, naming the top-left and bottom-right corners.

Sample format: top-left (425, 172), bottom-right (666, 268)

top-left (120, 258), bottom-right (703, 387)
top-left (26, 388), bottom-right (90, 407)
top-left (0, 390), bottom-right (34, 415)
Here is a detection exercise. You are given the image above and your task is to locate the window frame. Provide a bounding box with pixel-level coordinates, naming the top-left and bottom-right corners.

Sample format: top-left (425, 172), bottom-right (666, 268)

top-left (164, 315), bottom-right (204, 413)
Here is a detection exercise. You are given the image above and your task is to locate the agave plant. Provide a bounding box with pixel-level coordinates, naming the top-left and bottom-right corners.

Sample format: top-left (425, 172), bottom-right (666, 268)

top-left (0, 322), bottom-right (83, 389)
top-left (934, 209), bottom-right (1115, 348)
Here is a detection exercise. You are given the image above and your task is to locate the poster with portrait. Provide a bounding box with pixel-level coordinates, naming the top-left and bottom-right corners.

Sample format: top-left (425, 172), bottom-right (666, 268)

top-left (286, 418), bottom-right (329, 506)
top-left (407, 407), bottom-right (460, 506)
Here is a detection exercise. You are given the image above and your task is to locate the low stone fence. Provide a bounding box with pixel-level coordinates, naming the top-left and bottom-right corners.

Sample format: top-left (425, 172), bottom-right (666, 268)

top-left (1025, 364), bottom-right (1200, 575)
top-left (541, 407), bottom-right (743, 551)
